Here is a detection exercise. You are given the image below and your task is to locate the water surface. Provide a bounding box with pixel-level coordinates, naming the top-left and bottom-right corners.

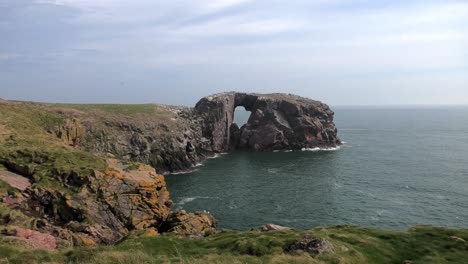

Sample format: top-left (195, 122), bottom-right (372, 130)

top-left (166, 107), bottom-right (468, 230)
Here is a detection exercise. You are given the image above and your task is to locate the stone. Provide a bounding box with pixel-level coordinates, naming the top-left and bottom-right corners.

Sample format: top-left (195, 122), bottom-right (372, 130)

top-left (449, 236), bottom-right (466, 243)
top-left (144, 227), bottom-right (159, 237)
top-left (253, 224), bottom-right (290, 232)
top-left (1, 227), bottom-right (57, 250)
top-left (0, 170), bottom-right (31, 191)
top-left (0, 158), bottom-right (173, 245)
top-left (284, 235), bottom-right (334, 255)
top-left (55, 118), bottom-right (85, 147)
top-left (195, 92), bottom-right (340, 152)
top-left (159, 210), bottom-right (217, 237)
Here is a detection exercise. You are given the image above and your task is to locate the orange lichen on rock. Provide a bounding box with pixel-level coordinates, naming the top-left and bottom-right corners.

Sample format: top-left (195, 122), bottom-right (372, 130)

top-left (144, 227), bottom-right (159, 237)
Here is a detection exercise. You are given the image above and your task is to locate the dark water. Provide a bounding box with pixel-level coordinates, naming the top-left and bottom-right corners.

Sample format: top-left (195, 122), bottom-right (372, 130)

top-left (166, 107), bottom-right (468, 230)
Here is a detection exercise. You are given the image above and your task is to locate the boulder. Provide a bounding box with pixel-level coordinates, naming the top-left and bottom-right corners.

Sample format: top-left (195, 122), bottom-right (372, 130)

top-left (1, 227), bottom-right (57, 250)
top-left (252, 224), bottom-right (290, 232)
top-left (284, 235), bottom-right (334, 255)
top-left (159, 210), bottom-right (217, 237)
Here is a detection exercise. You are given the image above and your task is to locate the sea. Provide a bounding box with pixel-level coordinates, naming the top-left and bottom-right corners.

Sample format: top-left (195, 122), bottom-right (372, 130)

top-left (166, 106), bottom-right (468, 231)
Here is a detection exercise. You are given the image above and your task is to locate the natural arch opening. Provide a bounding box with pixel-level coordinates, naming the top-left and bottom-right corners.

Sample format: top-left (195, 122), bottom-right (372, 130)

top-left (230, 106), bottom-right (252, 150)
top-left (233, 106), bottom-right (250, 127)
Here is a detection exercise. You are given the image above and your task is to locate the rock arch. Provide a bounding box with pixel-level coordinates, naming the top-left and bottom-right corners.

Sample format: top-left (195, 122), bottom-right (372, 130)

top-left (195, 92), bottom-right (340, 152)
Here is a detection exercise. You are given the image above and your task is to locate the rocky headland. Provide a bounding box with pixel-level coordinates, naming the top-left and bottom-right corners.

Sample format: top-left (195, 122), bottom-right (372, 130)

top-left (1, 93), bottom-right (464, 263)
top-left (0, 92), bottom-right (339, 248)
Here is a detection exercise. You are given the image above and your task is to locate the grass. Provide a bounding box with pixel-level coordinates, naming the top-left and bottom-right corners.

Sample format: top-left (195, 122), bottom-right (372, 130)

top-left (0, 139), bottom-right (106, 193)
top-left (55, 103), bottom-right (169, 115)
top-left (0, 102), bottom-right (64, 141)
top-left (0, 226), bottom-right (467, 264)
top-left (0, 101), bottom-right (107, 193)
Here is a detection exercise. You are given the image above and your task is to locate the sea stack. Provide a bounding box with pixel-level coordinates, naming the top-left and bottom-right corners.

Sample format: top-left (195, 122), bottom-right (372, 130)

top-left (195, 92), bottom-right (341, 152)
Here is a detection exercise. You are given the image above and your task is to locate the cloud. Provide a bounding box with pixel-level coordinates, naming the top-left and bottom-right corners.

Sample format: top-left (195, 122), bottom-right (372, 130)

top-left (1, 0), bottom-right (467, 105)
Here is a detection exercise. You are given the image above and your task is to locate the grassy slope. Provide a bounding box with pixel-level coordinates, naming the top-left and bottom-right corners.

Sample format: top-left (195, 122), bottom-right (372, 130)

top-left (1, 101), bottom-right (467, 263)
top-left (1, 226), bottom-right (467, 264)
top-left (0, 102), bottom-right (107, 193)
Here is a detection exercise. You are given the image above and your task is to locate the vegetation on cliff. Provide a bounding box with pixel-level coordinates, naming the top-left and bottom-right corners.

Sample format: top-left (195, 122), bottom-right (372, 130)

top-left (0, 100), bottom-right (216, 248)
top-left (1, 98), bottom-right (467, 263)
top-left (1, 225), bottom-right (468, 263)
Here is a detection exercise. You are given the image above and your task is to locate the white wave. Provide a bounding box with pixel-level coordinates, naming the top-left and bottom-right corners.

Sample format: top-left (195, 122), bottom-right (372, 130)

top-left (194, 163), bottom-right (204, 167)
top-left (301, 147), bottom-right (320, 152)
top-left (178, 197), bottom-right (197, 205)
top-left (284, 150), bottom-right (293, 152)
top-left (170, 169), bottom-right (199, 175)
top-left (266, 168), bottom-right (279, 174)
top-left (207, 152), bottom-right (228, 159)
top-left (177, 196), bottom-right (214, 205)
top-left (301, 146), bottom-right (341, 152)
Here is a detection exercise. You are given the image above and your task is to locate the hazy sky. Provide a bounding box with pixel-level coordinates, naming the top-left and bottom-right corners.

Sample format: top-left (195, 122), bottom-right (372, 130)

top-left (1, 0), bottom-right (467, 106)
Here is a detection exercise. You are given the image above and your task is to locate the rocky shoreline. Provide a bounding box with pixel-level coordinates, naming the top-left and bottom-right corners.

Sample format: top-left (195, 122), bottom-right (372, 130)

top-left (0, 92), bottom-right (340, 248)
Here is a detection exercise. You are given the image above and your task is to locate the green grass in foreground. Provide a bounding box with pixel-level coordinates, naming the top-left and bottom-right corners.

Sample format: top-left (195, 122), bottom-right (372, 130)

top-left (0, 225), bottom-right (467, 264)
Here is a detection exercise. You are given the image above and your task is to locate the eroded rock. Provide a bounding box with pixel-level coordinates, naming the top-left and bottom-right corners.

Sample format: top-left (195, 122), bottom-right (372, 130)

top-left (159, 210), bottom-right (217, 237)
top-left (55, 118), bottom-right (85, 147)
top-left (195, 92), bottom-right (340, 152)
top-left (284, 235), bottom-right (334, 255)
top-left (1, 227), bottom-right (57, 250)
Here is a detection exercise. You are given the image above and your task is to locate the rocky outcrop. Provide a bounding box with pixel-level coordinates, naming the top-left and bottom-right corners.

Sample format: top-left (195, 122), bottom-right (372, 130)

top-left (195, 92), bottom-right (340, 152)
top-left (55, 118), bottom-right (85, 147)
top-left (284, 235), bottom-right (334, 255)
top-left (159, 210), bottom-right (217, 237)
top-left (1, 227), bottom-right (57, 250)
top-left (0, 155), bottom-right (217, 246)
top-left (252, 224), bottom-right (290, 232)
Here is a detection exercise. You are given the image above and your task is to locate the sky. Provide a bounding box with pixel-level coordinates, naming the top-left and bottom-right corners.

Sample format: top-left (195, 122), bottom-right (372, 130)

top-left (0, 0), bottom-right (467, 106)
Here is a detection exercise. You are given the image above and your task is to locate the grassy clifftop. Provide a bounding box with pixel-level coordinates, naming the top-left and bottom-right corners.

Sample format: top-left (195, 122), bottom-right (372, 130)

top-left (1, 225), bottom-right (468, 264)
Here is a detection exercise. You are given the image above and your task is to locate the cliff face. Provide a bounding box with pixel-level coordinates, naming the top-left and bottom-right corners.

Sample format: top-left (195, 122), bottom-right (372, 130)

top-left (47, 105), bottom-right (211, 174)
top-left (195, 92), bottom-right (340, 152)
top-left (0, 101), bottom-right (216, 248)
top-left (0, 92), bottom-right (340, 247)
top-left (46, 92), bottom-right (340, 174)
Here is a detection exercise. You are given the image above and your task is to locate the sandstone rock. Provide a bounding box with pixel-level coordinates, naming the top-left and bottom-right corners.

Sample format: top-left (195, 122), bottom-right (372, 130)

top-left (55, 118), bottom-right (85, 147)
top-left (1, 227), bottom-right (57, 250)
top-left (195, 92), bottom-right (340, 152)
top-left (159, 210), bottom-right (217, 237)
top-left (0, 170), bottom-right (31, 191)
top-left (284, 235), bottom-right (334, 255)
top-left (144, 227), bottom-right (159, 237)
top-left (0, 158), bottom-right (173, 245)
